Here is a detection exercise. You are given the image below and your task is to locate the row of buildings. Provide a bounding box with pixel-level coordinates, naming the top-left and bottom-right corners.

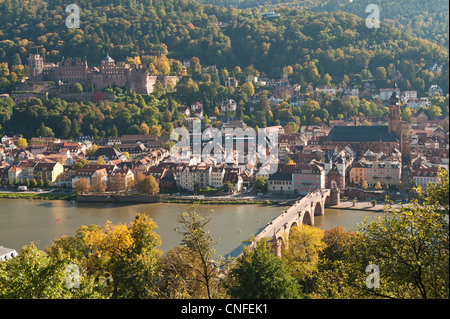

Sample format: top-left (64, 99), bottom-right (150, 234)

top-left (0, 89), bottom-right (448, 195)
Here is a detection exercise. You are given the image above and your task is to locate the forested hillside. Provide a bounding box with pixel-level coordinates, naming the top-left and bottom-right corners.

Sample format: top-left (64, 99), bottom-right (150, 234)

top-left (199, 0), bottom-right (450, 47)
top-left (0, 0), bottom-right (448, 92)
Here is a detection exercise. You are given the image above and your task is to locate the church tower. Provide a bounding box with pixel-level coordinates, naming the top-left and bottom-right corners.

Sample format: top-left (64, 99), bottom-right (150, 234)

top-left (388, 89), bottom-right (402, 143)
top-left (388, 86), bottom-right (410, 163)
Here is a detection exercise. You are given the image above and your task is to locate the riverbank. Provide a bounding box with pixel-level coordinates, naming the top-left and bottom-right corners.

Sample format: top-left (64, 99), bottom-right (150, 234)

top-left (0, 192), bottom-right (404, 210)
top-left (0, 192), bottom-right (76, 201)
top-left (164, 198), bottom-right (278, 205)
top-left (0, 192), bottom-right (286, 205)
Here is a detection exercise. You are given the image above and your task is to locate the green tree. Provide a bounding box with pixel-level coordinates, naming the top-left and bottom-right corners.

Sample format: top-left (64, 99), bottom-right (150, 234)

top-left (354, 200), bottom-right (449, 298)
top-left (73, 83), bottom-right (83, 93)
top-left (175, 205), bottom-right (219, 299)
top-left (73, 158), bottom-right (90, 170)
top-left (226, 238), bottom-right (301, 299)
top-left (36, 122), bottom-right (55, 138)
top-left (253, 176), bottom-right (268, 193)
top-left (30, 178), bottom-right (37, 188)
top-left (0, 244), bottom-right (100, 299)
top-left (401, 107), bottom-right (412, 121)
top-left (222, 181), bottom-right (234, 193)
top-left (315, 171), bottom-right (449, 299)
top-left (241, 82), bottom-right (255, 97)
top-left (415, 168), bottom-right (449, 213)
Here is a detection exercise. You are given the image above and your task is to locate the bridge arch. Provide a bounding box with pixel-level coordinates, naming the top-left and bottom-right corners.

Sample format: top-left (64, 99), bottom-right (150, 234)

top-left (314, 201), bottom-right (324, 216)
top-left (288, 222), bottom-right (299, 241)
top-left (302, 210), bottom-right (313, 226)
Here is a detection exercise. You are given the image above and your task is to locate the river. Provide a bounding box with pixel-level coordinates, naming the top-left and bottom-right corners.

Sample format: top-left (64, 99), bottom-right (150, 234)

top-left (0, 199), bottom-right (383, 258)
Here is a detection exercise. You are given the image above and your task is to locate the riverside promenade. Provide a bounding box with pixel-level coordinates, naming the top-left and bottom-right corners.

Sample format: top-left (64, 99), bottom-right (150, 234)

top-left (327, 200), bottom-right (404, 212)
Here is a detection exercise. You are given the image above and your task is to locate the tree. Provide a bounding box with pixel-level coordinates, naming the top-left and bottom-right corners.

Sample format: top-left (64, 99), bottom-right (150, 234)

top-left (175, 205), bottom-right (219, 299)
top-left (415, 168), bottom-right (449, 214)
top-left (74, 158), bottom-right (89, 170)
top-left (86, 145), bottom-right (99, 157)
top-left (159, 246), bottom-right (210, 298)
top-left (30, 178), bottom-right (37, 188)
top-left (361, 180), bottom-right (368, 190)
top-left (353, 198), bottom-right (449, 298)
top-left (150, 125), bottom-right (162, 137)
top-left (222, 181), bottom-right (233, 193)
top-left (96, 157), bottom-right (106, 165)
top-left (73, 83), bottom-right (83, 93)
top-left (320, 226), bottom-right (359, 262)
top-left (134, 174), bottom-right (159, 196)
top-left (156, 55), bottom-right (171, 76)
top-left (74, 178), bottom-right (90, 195)
top-left (374, 182), bottom-right (382, 190)
top-left (0, 244), bottom-right (100, 299)
top-left (36, 122), bottom-right (54, 137)
top-left (108, 174), bottom-right (127, 195)
top-left (426, 104), bottom-right (443, 120)
top-left (81, 214), bottom-right (162, 298)
top-left (253, 176), bottom-right (267, 193)
top-left (281, 225), bottom-right (326, 293)
top-left (16, 137), bottom-right (28, 148)
top-left (90, 175), bottom-right (106, 195)
top-left (139, 122), bottom-right (150, 135)
top-left (401, 107), bottom-right (412, 121)
top-left (241, 82), bottom-right (255, 97)
top-left (315, 172), bottom-right (449, 299)
top-left (226, 238), bottom-right (301, 299)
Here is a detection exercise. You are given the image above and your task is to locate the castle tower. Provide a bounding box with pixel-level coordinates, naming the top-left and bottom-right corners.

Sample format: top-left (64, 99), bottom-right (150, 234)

top-left (28, 54), bottom-right (44, 81)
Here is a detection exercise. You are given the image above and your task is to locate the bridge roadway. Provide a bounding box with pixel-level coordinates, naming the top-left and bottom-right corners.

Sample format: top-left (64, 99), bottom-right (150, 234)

top-left (251, 188), bottom-right (340, 257)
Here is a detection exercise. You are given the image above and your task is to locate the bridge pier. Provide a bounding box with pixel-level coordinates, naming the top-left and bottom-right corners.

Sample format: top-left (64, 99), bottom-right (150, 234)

top-left (329, 187), bottom-right (340, 206)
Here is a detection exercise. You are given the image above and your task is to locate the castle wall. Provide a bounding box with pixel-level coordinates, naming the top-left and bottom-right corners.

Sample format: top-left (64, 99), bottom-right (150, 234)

top-left (29, 54), bottom-right (179, 95)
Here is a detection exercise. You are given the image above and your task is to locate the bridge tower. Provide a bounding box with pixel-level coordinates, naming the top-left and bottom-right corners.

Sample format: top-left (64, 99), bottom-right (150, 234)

top-left (329, 186), bottom-right (340, 206)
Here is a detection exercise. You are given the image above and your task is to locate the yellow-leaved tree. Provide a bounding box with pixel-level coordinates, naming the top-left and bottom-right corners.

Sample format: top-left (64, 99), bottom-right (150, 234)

top-left (48, 214), bottom-right (163, 299)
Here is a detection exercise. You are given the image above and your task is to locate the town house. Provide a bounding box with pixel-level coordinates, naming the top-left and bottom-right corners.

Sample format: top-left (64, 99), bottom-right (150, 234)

top-left (33, 161), bottom-right (64, 186)
top-left (292, 162), bottom-right (325, 196)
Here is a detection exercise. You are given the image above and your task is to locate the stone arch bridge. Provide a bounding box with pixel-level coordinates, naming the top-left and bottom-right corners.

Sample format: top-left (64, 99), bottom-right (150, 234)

top-left (253, 188), bottom-right (340, 257)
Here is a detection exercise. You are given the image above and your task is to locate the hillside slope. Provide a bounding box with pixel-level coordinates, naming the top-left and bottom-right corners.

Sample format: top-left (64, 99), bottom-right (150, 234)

top-left (0, 0), bottom-right (448, 93)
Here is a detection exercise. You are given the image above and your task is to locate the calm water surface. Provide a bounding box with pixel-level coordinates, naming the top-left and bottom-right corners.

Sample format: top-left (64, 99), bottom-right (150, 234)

top-left (0, 199), bottom-right (383, 257)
